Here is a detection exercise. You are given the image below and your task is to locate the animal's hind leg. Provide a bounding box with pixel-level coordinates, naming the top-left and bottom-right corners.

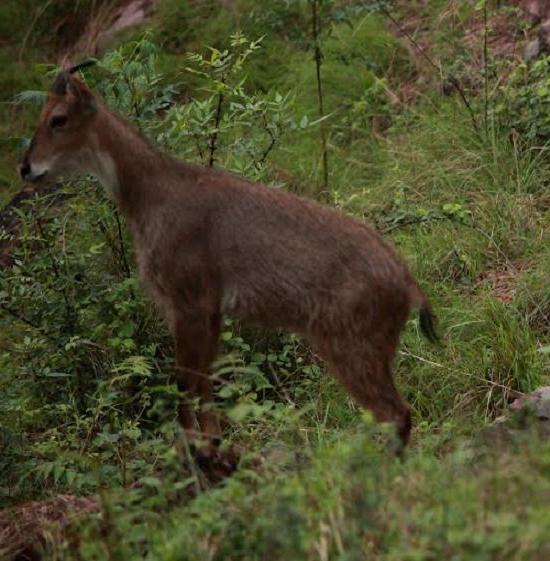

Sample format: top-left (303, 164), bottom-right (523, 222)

top-left (314, 333), bottom-right (411, 447)
top-left (171, 306), bottom-right (239, 477)
top-left (172, 309), bottom-right (221, 444)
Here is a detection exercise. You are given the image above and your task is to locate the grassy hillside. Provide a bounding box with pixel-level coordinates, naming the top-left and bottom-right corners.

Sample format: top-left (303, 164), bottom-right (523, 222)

top-left (1, 1), bottom-right (549, 559)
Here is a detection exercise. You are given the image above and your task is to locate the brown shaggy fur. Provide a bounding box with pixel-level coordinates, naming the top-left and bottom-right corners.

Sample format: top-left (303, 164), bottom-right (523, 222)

top-left (20, 71), bottom-right (437, 449)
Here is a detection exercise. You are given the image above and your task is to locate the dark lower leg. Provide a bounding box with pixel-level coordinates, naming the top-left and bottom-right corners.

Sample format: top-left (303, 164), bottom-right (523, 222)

top-left (397, 406), bottom-right (412, 447)
top-left (174, 313), bottom-right (221, 444)
top-left (349, 375), bottom-right (411, 448)
top-left (316, 337), bottom-right (411, 448)
top-left (175, 365), bottom-right (219, 440)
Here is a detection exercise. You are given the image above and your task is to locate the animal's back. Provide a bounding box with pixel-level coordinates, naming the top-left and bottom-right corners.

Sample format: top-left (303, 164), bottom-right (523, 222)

top-left (197, 170), bottom-right (414, 331)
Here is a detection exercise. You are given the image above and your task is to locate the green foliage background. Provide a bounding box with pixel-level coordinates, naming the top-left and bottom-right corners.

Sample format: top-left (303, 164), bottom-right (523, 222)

top-left (1, 0), bottom-right (549, 559)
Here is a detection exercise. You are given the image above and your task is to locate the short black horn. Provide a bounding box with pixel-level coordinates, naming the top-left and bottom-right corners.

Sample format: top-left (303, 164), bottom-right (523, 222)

top-left (67, 60), bottom-right (97, 74)
top-left (51, 60), bottom-right (96, 95)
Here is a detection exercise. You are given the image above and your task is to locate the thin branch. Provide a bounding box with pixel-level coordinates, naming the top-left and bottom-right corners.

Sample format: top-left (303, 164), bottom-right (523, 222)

top-left (0, 302), bottom-right (63, 345)
top-left (123, 73), bottom-right (141, 124)
top-left (113, 208), bottom-right (137, 314)
top-left (381, 7), bottom-right (480, 136)
top-left (34, 216), bottom-right (76, 325)
top-left (114, 209), bottom-right (132, 279)
top-left (483, 1), bottom-right (489, 136)
top-left (0, 302), bottom-right (42, 330)
top-left (258, 113), bottom-right (278, 166)
top-left (380, 214), bottom-right (447, 234)
top-left (310, 0), bottom-right (329, 194)
top-left (208, 87), bottom-right (225, 168)
top-left (193, 134), bottom-right (206, 163)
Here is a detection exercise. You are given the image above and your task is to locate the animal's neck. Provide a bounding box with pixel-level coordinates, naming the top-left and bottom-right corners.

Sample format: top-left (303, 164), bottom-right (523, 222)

top-left (90, 106), bottom-right (168, 219)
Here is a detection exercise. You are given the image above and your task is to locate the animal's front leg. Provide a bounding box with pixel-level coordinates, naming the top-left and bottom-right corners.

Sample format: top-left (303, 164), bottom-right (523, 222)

top-left (173, 310), bottom-right (221, 446)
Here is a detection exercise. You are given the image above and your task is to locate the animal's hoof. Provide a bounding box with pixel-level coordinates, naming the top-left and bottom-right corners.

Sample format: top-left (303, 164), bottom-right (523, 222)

top-left (194, 445), bottom-right (240, 481)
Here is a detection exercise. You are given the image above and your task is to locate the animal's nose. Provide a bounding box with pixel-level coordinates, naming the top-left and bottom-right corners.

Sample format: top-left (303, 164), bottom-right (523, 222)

top-left (19, 160), bottom-right (30, 180)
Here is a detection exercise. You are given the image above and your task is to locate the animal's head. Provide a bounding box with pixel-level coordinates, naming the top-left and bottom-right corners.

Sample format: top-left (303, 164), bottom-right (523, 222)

top-left (19, 61), bottom-right (98, 183)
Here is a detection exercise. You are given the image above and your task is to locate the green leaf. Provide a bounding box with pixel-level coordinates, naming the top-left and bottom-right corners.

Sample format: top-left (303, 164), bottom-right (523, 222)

top-left (139, 476), bottom-right (162, 489)
top-left (14, 90), bottom-right (47, 105)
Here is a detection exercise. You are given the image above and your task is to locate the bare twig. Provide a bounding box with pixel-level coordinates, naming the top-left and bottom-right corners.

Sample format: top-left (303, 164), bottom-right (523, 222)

top-left (114, 208), bottom-right (132, 279)
top-left (0, 302), bottom-right (67, 345)
top-left (208, 87), bottom-right (225, 168)
top-left (310, 0), bottom-right (329, 195)
top-left (0, 302), bottom-right (42, 331)
top-left (380, 213), bottom-right (447, 234)
top-left (34, 216), bottom-right (76, 326)
top-left (483, 1), bottom-right (489, 136)
top-left (381, 7), bottom-right (480, 136)
top-left (123, 73), bottom-right (141, 124)
top-left (258, 113), bottom-right (278, 166)
top-left (193, 134), bottom-right (206, 163)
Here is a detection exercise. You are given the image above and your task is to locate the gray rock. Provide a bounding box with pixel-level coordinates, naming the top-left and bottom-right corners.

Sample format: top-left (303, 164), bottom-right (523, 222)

top-left (510, 386), bottom-right (550, 420)
top-left (541, 18), bottom-right (550, 49)
top-left (520, 0), bottom-right (550, 23)
top-left (525, 37), bottom-right (542, 60)
top-left (473, 386), bottom-right (550, 452)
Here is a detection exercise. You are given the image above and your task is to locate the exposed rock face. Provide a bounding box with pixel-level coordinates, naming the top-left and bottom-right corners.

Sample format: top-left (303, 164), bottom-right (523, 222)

top-left (524, 37), bottom-right (543, 59)
top-left (94, 0), bottom-right (157, 53)
top-left (510, 386), bottom-right (550, 420)
top-left (516, 0), bottom-right (550, 59)
top-left (62, 0), bottom-right (157, 60)
top-left (520, 0), bottom-right (550, 23)
top-left (477, 386), bottom-right (550, 451)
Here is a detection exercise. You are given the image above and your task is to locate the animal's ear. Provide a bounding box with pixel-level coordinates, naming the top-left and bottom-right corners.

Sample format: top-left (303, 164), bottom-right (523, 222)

top-left (51, 59), bottom-right (97, 115)
top-left (51, 71), bottom-right (70, 96)
top-left (66, 74), bottom-right (97, 117)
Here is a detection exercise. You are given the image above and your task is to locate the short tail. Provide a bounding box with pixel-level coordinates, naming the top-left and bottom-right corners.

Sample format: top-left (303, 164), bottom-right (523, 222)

top-left (419, 303), bottom-right (439, 343)
top-left (410, 284), bottom-right (439, 344)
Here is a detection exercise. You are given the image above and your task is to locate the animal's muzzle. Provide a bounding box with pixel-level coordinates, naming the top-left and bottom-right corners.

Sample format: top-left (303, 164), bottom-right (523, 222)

top-left (19, 157), bottom-right (47, 183)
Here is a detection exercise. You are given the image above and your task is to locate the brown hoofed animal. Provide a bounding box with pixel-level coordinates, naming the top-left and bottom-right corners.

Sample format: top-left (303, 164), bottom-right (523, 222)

top-left (20, 63), bottom-right (437, 453)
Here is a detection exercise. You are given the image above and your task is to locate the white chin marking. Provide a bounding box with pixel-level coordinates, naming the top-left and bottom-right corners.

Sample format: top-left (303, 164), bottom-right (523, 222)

top-left (30, 162), bottom-right (50, 177)
top-left (94, 152), bottom-right (119, 195)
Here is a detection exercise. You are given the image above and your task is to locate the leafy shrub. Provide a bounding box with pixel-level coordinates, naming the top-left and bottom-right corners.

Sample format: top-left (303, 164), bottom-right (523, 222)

top-left (158, 32), bottom-right (294, 180)
top-left (0, 33), bottom-right (306, 502)
top-left (496, 56), bottom-right (550, 141)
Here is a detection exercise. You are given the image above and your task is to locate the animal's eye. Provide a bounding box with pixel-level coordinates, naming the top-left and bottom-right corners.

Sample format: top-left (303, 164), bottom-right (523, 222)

top-left (49, 115), bottom-right (68, 129)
